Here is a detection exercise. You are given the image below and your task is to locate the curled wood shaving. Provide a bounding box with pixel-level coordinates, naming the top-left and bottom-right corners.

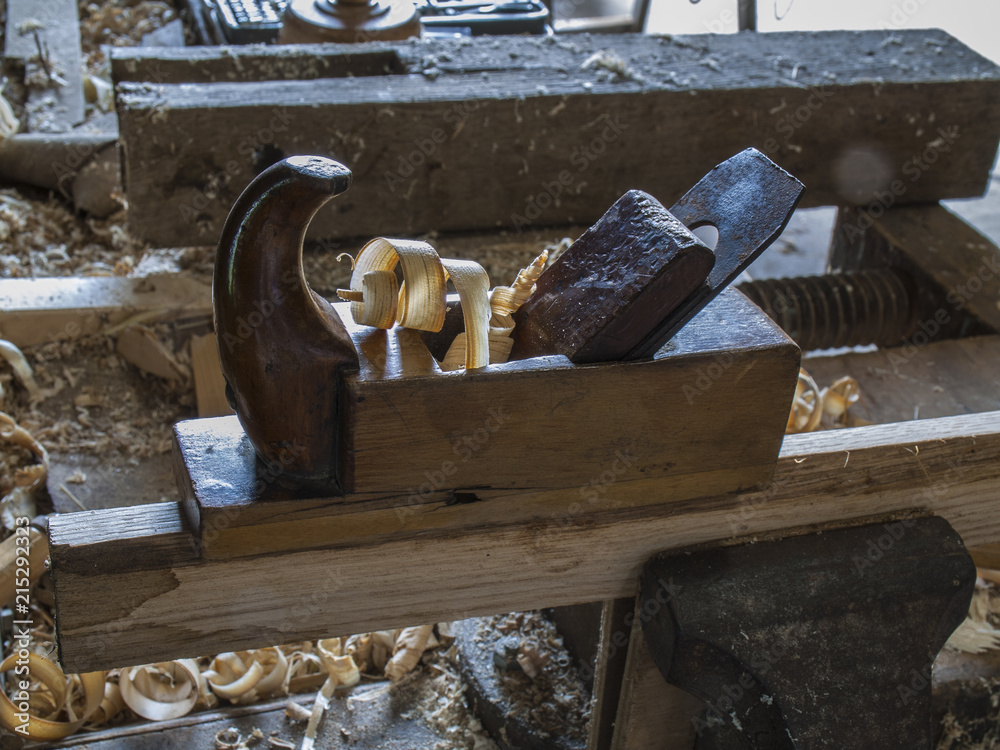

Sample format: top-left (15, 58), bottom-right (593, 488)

top-left (339, 239), bottom-right (543, 372)
top-left (0, 93), bottom-right (19, 147)
top-left (0, 339), bottom-right (43, 403)
top-left (786, 369), bottom-right (870, 433)
top-left (441, 250), bottom-right (548, 372)
top-left (339, 238), bottom-right (446, 332)
top-left (0, 411), bottom-right (48, 529)
top-left (118, 660), bottom-right (203, 721)
top-left (299, 638), bottom-right (362, 750)
top-left (202, 649), bottom-right (288, 704)
top-left (385, 624), bottom-right (434, 683)
top-left (0, 653), bottom-right (105, 741)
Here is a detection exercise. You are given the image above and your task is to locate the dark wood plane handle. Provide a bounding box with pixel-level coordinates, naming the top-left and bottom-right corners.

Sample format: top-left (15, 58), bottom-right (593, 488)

top-left (213, 156), bottom-right (359, 486)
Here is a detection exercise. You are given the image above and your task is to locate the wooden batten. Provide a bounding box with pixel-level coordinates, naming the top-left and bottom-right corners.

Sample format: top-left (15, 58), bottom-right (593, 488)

top-left (0, 275), bottom-right (212, 347)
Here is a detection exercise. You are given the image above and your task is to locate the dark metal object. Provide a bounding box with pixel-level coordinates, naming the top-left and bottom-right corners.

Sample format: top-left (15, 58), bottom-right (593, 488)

top-left (510, 189), bottom-right (715, 363)
top-left (454, 617), bottom-right (586, 750)
top-left (641, 515), bottom-right (975, 750)
top-left (737, 0), bottom-right (756, 31)
top-left (737, 268), bottom-right (916, 351)
top-left (627, 148), bottom-right (804, 360)
top-left (208, 0), bottom-right (288, 43)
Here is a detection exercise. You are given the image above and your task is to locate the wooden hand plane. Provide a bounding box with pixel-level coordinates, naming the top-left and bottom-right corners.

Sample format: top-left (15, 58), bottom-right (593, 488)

top-left (208, 149), bottom-right (803, 495)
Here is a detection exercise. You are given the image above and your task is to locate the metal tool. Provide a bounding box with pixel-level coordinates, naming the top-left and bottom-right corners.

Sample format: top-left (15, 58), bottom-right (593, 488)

top-left (510, 148), bottom-right (804, 363)
top-left (640, 515), bottom-right (974, 749)
top-left (213, 150), bottom-right (802, 483)
top-left (738, 269), bottom-right (917, 351)
top-left (628, 148), bottom-right (804, 360)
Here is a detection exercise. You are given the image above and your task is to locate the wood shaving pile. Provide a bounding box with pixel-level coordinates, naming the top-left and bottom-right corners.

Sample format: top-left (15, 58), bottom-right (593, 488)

top-left (12, 331), bottom-right (194, 461)
top-left (0, 601), bottom-right (465, 746)
top-left (398, 648), bottom-right (499, 750)
top-left (946, 579), bottom-right (1000, 655)
top-left (78, 0), bottom-right (178, 74)
top-left (938, 678), bottom-right (1000, 750)
top-left (0, 189), bottom-right (139, 278)
top-left (474, 611), bottom-right (591, 745)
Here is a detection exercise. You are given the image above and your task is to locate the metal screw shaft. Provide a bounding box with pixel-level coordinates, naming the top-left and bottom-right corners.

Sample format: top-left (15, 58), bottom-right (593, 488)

top-left (737, 269), bottom-right (915, 351)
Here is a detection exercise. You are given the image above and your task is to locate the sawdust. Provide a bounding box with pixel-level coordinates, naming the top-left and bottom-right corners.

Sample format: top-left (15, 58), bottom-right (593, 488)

top-left (399, 649), bottom-right (499, 750)
top-left (0, 188), bottom-right (139, 277)
top-left (474, 611), bottom-right (591, 745)
top-left (5, 329), bottom-right (195, 463)
top-left (938, 681), bottom-right (1000, 750)
top-left (78, 0), bottom-right (178, 75)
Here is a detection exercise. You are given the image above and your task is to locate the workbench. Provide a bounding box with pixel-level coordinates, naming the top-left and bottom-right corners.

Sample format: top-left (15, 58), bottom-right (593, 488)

top-left (5, 25), bottom-right (998, 750)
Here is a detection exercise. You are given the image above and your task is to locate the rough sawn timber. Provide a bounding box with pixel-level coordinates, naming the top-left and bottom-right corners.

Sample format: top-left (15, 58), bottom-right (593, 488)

top-left (116, 29), bottom-right (1000, 247)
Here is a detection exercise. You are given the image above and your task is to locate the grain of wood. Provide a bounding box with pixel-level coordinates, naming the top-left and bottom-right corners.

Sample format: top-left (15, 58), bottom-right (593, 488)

top-left (804, 335), bottom-right (1000, 425)
top-left (51, 410), bottom-right (1000, 672)
top-left (190, 333), bottom-right (234, 418)
top-left (110, 44), bottom-right (404, 85)
top-left (116, 30), bottom-right (1000, 247)
top-left (610, 613), bottom-right (702, 750)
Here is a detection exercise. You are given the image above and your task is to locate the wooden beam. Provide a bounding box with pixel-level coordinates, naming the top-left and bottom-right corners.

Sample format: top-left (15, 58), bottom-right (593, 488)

top-left (116, 30), bottom-right (1000, 248)
top-left (51, 410), bottom-right (1000, 672)
top-left (190, 333), bottom-right (234, 418)
top-left (109, 44), bottom-right (405, 85)
top-left (0, 275), bottom-right (212, 347)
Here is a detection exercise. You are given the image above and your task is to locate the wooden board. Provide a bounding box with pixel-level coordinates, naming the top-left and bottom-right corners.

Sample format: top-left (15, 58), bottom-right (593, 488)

top-left (610, 610), bottom-right (702, 750)
top-left (804, 335), bottom-right (1000, 425)
top-left (175, 290), bottom-right (800, 559)
top-left (0, 275), bottom-right (212, 347)
top-left (116, 30), bottom-right (1000, 248)
top-left (4, 0), bottom-right (84, 132)
top-left (190, 333), bottom-right (234, 418)
top-left (50, 410), bottom-right (1000, 672)
top-left (110, 44), bottom-right (404, 85)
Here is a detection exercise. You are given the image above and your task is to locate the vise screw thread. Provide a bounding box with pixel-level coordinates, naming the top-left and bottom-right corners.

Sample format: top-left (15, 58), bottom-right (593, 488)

top-left (736, 269), bottom-right (915, 351)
